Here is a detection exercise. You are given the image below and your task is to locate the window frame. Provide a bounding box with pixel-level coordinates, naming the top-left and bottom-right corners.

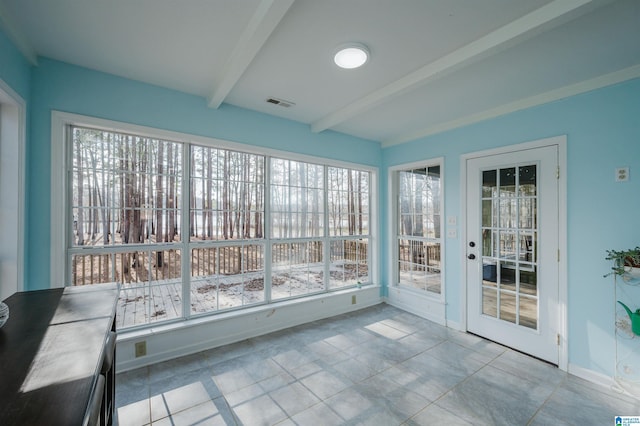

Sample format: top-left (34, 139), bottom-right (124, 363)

top-left (389, 158), bottom-right (445, 302)
top-left (51, 111), bottom-right (378, 329)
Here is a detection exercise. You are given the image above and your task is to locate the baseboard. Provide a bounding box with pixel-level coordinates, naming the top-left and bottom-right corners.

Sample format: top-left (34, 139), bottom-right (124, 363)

top-left (445, 319), bottom-right (463, 331)
top-left (567, 363), bottom-right (615, 389)
top-left (116, 286), bottom-right (382, 372)
top-left (385, 286), bottom-right (446, 326)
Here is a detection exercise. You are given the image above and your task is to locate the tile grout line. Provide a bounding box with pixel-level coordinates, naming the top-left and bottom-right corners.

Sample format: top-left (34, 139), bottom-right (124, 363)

top-left (524, 374), bottom-right (567, 426)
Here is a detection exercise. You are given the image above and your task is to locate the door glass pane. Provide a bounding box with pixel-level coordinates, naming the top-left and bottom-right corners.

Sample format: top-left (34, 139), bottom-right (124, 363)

top-left (519, 266), bottom-right (537, 296)
top-left (499, 231), bottom-right (516, 258)
top-left (482, 287), bottom-right (497, 318)
top-left (480, 164), bottom-right (539, 330)
top-left (499, 198), bottom-right (517, 228)
top-left (519, 199), bottom-right (536, 229)
top-left (520, 296), bottom-right (538, 329)
top-left (482, 170), bottom-right (497, 197)
top-left (499, 167), bottom-right (516, 196)
top-left (499, 291), bottom-right (517, 324)
top-left (520, 231), bottom-right (535, 262)
top-left (519, 165), bottom-right (536, 196)
top-left (482, 200), bottom-right (492, 227)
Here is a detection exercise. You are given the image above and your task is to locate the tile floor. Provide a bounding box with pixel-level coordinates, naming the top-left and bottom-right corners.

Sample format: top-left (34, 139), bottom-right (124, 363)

top-left (115, 304), bottom-right (639, 425)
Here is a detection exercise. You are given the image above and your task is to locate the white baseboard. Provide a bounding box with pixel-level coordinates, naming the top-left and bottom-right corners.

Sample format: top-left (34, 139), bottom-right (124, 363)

top-left (567, 363), bottom-right (615, 389)
top-left (116, 286), bottom-right (382, 372)
top-left (385, 286), bottom-right (446, 326)
top-left (445, 319), bottom-right (463, 331)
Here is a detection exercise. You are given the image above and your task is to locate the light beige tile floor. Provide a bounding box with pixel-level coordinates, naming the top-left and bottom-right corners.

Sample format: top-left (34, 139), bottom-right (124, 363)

top-left (115, 304), bottom-right (639, 425)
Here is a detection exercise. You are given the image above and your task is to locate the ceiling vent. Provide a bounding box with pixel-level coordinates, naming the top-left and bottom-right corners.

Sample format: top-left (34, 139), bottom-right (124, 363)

top-left (266, 97), bottom-right (295, 108)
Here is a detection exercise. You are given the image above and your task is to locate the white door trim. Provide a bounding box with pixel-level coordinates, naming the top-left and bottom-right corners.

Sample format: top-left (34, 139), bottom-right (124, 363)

top-left (459, 135), bottom-right (567, 371)
top-left (0, 78), bottom-right (26, 299)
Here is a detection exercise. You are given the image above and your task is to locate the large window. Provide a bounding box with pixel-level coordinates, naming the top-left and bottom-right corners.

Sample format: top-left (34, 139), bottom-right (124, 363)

top-left (395, 163), bottom-right (442, 294)
top-left (62, 120), bottom-right (373, 329)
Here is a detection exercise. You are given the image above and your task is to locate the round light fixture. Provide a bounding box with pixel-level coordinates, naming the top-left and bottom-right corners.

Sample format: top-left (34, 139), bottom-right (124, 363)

top-left (334, 43), bottom-right (369, 69)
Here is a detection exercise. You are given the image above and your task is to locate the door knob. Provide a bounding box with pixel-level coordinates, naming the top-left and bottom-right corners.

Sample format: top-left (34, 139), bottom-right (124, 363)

top-left (467, 254), bottom-right (476, 260)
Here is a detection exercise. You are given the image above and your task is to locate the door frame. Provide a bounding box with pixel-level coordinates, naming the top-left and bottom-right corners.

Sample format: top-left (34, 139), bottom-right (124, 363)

top-left (460, 135), bottom-right (568, 371)
top-left (0, 77), bottom-right (26, 300)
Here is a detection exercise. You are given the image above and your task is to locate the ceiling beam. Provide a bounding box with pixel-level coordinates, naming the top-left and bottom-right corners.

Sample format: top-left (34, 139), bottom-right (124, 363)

top-left (207, 0), bottom-right (295, 109)
top-left (0, 0), bottom-right (38, 65)
top-left (311, 0), bottom-right (598, 134)
top-left (383, 63), bottom-right (640, 147)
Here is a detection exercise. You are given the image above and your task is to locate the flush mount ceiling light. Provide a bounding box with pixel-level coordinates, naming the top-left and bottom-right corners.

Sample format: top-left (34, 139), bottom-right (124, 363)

top-left (334, 43), bottom-right (370, 69)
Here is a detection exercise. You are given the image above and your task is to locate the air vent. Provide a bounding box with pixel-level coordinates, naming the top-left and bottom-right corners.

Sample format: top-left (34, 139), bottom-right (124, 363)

top-left (266, 97), bottom-right (295, 108)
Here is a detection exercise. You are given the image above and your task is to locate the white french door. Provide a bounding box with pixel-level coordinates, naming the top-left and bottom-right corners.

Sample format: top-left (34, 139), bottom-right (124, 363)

top-left (465, 144), bottom-right (559, 364)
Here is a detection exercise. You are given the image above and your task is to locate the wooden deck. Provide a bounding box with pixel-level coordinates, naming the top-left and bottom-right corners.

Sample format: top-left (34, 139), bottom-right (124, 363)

top-left (115, 262), bottom-right (366, 329)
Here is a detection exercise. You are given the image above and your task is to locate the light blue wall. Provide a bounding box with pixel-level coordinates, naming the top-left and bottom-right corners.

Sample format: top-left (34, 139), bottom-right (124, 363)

top-left (381, 78), bottom-right (640, 376)
top-left (27, 58), bottom-right (381, 291)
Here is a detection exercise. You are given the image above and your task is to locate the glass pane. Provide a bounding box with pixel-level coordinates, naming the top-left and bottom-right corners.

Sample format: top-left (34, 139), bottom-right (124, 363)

top-left (71, 127), bottom-right (184, 248)
top-left (519, 199), bottom-right (536, 229)
top-left (113, 249), bottom-right (183, 328)
top-left (499, 261), bottom-right (517, 292)
top-left (499, 198), bottom-right (517, 228)
top-left (148, 284), bottom-right (183, 323)
top-left (482, 229), bottom-right (494, 257)
top-left (519, 232), bottom-right (536, 262)
top-left (426, 242), bottom-right (441, 293)
top-left (396, 163), bottom-right (442, 294)
top-left (482, 287), bottom-right (497, 318)
top-left (519, 165), bottom-right (537, 196)
top-left (191, 146), bottom-right (264, 241)
top-left (482, 261), bottom-right (497, 285)
top-left (213, 245), bottom-right (265, 310)
top-left (520, 296), bottom-right (538, 329)
top-left (499, 291), bottom-right (517, 324)
top-left (398, 167), bottom-right (440, 240)
top-left (328, 167), bottom-right (369, 236)
top-left (499, 168), bottom-right (516, 196)
top-left (190, 247), bottom-right (219, 315)
top-left (117, 286), bottom-right (150, 329)
top-left (519, 266), bottom-right (537, 296)
top-left (482, 200), bottom-right (493, 227)
top-left (499, 231), bottom-right (517, 259)
top-left (330, 239), bottom-right (368, 289)
top-left (71, 253), bottom-right (113, 285)
top-left (482, 170), bottom-right (497, 198)
top-left (272, 241), bottom-right (324, 299)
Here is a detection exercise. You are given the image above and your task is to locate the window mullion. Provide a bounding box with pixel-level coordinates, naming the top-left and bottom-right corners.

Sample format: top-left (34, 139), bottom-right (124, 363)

top-left (264, 156), bottom-right (272, 303)
top-left (65, 125), bottom-right (75, 287)
top-left (323, 165), bottom-right (330, 291)
top-left (181, 142), bottom-right (191, 320)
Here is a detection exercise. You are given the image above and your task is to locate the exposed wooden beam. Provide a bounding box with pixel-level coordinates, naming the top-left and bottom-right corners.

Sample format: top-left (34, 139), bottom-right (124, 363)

top-left (311, 0), bottom-right (597, 134)
top-left (207, 0), bottom-right (295, 109)
top-left (0, 0), bottom-right (38, 65)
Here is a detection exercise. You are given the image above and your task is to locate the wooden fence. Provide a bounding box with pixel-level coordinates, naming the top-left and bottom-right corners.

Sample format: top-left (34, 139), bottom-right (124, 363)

top-left (72, 239), bottom-right (369, 286)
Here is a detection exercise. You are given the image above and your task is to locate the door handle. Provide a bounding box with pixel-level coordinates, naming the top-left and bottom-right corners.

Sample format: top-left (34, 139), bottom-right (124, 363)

top-left (467, 254), bottom-right (476, 260)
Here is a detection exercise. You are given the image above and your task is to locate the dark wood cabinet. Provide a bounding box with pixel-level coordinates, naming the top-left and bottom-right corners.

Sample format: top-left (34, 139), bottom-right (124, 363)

top-left (0, 284), bottom-right (118, 426)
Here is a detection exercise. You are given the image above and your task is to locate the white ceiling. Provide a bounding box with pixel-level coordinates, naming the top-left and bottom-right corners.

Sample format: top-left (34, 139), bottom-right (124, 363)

top-left (1, 0), bottom-right (639, 146)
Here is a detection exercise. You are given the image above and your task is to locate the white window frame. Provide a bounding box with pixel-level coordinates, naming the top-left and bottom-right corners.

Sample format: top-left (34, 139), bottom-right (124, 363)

top-left (387, 158), bottom-right (446, 324)
top-left (50, 111), bottom-right (378, 327)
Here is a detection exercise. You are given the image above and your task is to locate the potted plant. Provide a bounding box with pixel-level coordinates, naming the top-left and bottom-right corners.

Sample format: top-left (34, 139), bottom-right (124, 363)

top-left (604, 246), bottom-right (640, 281)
